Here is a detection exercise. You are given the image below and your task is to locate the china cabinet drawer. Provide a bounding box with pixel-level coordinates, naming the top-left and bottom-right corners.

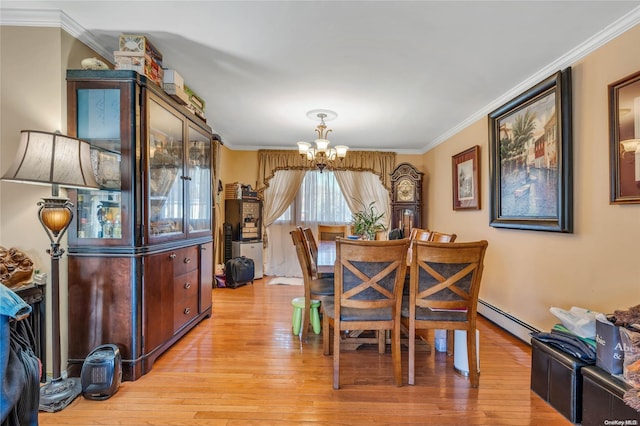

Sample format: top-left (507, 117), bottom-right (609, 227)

top-left (173, 246), bottom-right (199, 276)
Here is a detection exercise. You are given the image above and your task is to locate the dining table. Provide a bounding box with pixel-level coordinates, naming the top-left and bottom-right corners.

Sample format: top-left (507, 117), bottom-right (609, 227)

top-left (316, 240), bottom-right (337, 275)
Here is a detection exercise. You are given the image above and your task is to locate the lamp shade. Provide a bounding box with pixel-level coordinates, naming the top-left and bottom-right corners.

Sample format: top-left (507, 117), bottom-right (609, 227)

top-left (297, 141), bottom-right (311, 155)
top-left (2, 130), bottom-right (99, 189)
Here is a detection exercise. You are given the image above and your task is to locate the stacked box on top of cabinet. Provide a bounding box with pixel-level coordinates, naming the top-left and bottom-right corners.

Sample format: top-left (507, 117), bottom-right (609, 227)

top-left (184, 84), bottom-right (206, 121)
top-left (115, 34), bottom-right (163, 86)
top-left (163, 69), bottom-right (189, 105)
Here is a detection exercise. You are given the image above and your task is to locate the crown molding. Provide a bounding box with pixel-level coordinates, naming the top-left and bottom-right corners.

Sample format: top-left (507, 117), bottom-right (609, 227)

top-left (0, 8), bottom-right (113, 61)
top-left (423, 5), bottom-right (640, 154)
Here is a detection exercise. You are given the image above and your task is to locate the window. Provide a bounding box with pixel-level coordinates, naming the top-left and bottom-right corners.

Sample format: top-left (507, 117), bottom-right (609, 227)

top-left (276, 170), bottom-right (351, 224)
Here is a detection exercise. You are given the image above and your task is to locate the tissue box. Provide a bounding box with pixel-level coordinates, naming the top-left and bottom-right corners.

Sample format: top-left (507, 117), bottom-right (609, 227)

top-left (595, 315), bottom-right (624, 375)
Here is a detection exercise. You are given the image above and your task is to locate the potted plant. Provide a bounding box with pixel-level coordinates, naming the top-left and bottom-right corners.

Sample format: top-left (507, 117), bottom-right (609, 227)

top-left (351, 200), bottom-right (386, 240)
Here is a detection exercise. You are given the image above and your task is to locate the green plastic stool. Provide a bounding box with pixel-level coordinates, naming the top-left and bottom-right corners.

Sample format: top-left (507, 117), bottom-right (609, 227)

top-left (291, 297), bottom-right (321, 336)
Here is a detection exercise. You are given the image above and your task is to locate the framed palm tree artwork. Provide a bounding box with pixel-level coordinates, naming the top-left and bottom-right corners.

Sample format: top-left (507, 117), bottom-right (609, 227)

top-left (488, 68), bottom-right (573, 233)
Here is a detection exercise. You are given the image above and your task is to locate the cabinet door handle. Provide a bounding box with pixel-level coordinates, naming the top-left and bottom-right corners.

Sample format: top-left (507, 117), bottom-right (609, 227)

top-left (181, 175), bottom-right (192, 181)
top-left (183, 308), bottom-right (191, 315)
top-left (183, 257), bottom-right (191, 264)
top-left (184, 282), bottom-right (191, 289)
top-left (169, 253), bottom-right (177, 259)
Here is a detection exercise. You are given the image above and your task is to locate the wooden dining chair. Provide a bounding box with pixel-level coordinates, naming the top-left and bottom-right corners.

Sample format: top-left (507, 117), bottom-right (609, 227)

top-left (317, 224), bottom-right (350, 241)
top-left (429, 231), bottom-right (457, 242)
top-left (406, 228), bottom-right (430, 266)
top-left (322, 238), bottom-right (410, 389)
top-left (401, 240), bottom-right (488, 387)
top-left (290, 228), bottom-right (334, 342)
top-left (303, 227), bottom-right (333, 279)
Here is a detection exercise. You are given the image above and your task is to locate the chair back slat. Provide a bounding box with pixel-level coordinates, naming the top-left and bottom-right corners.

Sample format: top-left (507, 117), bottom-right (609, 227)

top-left (428, 231), bottom-right (457, 242)
top-left (318, 224), bottom-right (349, 241)
top-left (336, 239), bottom-right (409, 311)
top-left (290, 228), bottom-right (314, 285)
top-left (303, 228), bottom-right (319, 265)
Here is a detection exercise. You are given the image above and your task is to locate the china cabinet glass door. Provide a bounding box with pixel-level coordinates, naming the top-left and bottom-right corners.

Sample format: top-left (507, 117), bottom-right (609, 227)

top-left (148, 97), bottom-right (185, 239)
top-left (187, 125), bottom-right (212, 235)
top-left (74, 87), bottom-right (124, 241)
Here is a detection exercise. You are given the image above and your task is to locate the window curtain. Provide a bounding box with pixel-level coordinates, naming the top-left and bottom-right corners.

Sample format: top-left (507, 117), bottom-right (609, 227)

top-left (212, 139), bottom-right (224, 266)
top-left (334, 170), bottom-right (392, 231)
top-left (256, 149), bottom-right (396, 193)
top-left (262, 170), bottom-right (305, 277)
top-left (256, 149), bottom-right (396, 277)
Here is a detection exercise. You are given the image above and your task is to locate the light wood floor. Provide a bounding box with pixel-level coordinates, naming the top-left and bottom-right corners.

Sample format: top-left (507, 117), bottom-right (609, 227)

top-left (40, 277), bottom-right (571, 425)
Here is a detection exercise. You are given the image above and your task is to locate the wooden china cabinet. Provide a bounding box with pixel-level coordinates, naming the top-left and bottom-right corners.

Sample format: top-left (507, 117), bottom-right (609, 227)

top-left (65, 70), bottom-right (213, 381)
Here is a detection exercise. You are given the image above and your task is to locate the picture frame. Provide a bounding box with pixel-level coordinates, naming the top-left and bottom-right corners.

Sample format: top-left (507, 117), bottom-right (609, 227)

top-left (609, 70), bottom-right (640, 204)
top-left (452, 145), bottom-right (480, 210)
top-left (488, 68), bottom-right (573, 232)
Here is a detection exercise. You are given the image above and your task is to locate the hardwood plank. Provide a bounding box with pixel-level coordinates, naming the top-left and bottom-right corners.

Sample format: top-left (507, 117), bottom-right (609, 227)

top-left (39, 277), bottom-right (571, 425)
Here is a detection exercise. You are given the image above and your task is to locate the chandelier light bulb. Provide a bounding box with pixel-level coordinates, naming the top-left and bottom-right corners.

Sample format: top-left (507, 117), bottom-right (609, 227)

top-left (335, 145), bottom-right (349, 158)
top-left (315, 139), bottom-right (329, 153)
top-left (297, 141), bottom-right (311, 156)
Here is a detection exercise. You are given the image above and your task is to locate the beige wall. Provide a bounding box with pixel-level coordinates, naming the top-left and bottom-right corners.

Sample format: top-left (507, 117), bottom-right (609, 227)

top-left (0, 26), bottom-right (107, 378)
top-left (424, 26), bottom-right (640, 332)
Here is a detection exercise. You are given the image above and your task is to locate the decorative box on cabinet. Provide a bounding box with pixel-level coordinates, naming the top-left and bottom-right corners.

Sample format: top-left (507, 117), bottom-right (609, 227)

top-left (65, 70), bottom-right (214, 381)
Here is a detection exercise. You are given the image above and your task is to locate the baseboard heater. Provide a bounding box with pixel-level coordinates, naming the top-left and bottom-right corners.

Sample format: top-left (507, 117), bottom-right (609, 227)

top-left (478, 299), bottom-right (540, 344)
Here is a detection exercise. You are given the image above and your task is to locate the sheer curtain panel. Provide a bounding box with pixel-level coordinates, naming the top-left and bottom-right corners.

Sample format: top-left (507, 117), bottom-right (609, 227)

top-left (263, 170), bottom-right (305, 277)
top-left (335, 170), bottom-right (392, 231)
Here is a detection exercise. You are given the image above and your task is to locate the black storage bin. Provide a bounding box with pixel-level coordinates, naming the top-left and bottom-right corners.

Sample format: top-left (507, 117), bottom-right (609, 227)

top-left (581, 365), bottom-right (640, 426)
top-left (530, 338), bottom-right (588, 423)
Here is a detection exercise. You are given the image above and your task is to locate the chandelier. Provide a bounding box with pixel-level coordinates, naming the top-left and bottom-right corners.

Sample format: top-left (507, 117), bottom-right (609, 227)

top-left (297, 109), bottom-right (348, 172)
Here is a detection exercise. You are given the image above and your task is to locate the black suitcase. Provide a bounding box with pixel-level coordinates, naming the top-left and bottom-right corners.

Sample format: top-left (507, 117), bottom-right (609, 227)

top-left (225, 256), bottom-right (255, 288)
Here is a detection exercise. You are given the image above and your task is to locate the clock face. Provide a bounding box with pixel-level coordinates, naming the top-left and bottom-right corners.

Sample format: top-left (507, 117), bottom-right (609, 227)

top-left (397, 178), bottom-right (415, 202)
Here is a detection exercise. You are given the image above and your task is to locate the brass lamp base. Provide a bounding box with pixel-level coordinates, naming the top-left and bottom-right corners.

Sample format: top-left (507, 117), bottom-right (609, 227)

top-left (39, 374), bottom-right (82, 412)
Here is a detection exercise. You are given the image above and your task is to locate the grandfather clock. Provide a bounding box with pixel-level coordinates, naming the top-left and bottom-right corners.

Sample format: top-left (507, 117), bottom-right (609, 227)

top-left (390, 162), bottom-right (423, 235)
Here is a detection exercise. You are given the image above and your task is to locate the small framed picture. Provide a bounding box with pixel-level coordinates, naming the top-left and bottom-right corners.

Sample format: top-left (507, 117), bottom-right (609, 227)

top-left (609, 70), bottom-right (640, 204)
top-left (452, 145), bottom-right (480, 210)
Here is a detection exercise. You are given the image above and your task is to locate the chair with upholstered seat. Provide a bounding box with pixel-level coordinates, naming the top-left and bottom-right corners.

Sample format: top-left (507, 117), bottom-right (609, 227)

top-left (322, 238), bottom-right (410, 389)
top-left (290, 228), bottom-right (334, 342)
top-left (401, 240), bottom-right (488, 387)
top-left (317, 224), bottom-right (350, 241)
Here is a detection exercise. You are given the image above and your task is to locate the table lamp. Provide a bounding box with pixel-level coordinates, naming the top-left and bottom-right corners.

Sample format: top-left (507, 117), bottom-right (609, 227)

top-left (1, 130), bottom-right (99, 411)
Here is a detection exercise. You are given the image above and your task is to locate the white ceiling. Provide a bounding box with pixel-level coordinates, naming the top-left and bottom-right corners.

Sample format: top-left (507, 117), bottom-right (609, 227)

top-left (2, 1), bottom-right (640, 153)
